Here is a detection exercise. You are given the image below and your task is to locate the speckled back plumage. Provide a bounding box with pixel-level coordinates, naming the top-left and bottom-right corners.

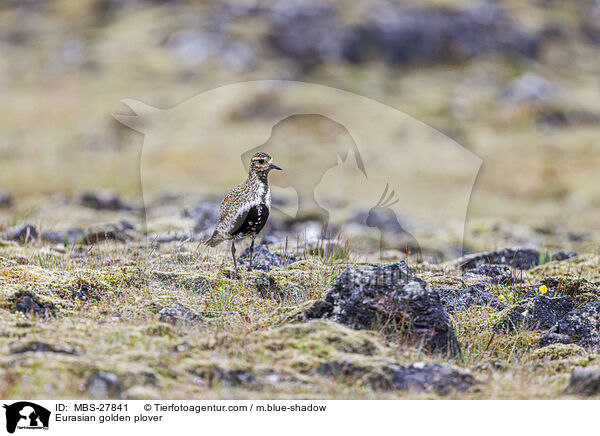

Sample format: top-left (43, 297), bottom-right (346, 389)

top-left (206, 152), bottom-right (277, 247)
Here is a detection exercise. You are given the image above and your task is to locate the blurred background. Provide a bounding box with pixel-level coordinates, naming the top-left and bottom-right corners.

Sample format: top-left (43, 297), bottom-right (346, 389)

top-left (1, 0), bottom-right (599, 256)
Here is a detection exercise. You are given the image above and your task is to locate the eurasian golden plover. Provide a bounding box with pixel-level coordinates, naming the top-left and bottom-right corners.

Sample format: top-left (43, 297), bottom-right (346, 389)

top-left (206, 152), bottom-right (282, 271)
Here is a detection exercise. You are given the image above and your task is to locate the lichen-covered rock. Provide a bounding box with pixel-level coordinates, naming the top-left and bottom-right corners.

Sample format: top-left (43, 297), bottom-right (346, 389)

top-left (0, 189), bottom-right (12, 208)
top-left (79, 190), bottom-right (130, 210)
top-left (566, 367), bottom-right (600, 396)
top-left (551, 301), bottom-right (600, 350)
top-left (458, 248), bottom-right (540, 270)
top-left (440, 284), bottom-right (505, 313)
top-left (465, 264), bottom-right (515, 285)
top-left (316, 359), bottom-right (476, 394)
top-left (305, 262), bottom-right (461, 356)
top-left (7, 224), bottom-right (38, 244)
top-left (529, 295), bottom-right (573, 330)
top-left (252, 272), bottom-right (285, 300)
top-left (494, 295), bottom-right (573, 332)
top-left (551, 251), bottom-right (578, 262)
top-left (158, 303), bottom-right (203, 325)
top-left (531, 276), bottom-right (599, 307)
top-left (87, 372), bottom-right (123, 399)
top-left (9, 290), bottom-right (56, 318)
top-left (538, 332), bottom-right (574, 348)
top-left (188, 201), bottom-right (220, 233)
top-left (238, 243), bottom-right (286, 272)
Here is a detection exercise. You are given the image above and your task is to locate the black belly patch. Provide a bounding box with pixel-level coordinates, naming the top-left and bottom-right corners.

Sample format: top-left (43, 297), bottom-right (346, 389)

top-left (232, 204), bottom-right (269, 237)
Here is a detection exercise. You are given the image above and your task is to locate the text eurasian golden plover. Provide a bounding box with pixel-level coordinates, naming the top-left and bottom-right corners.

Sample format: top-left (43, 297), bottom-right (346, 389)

top-left (206, 152), bottom-right (282, 271)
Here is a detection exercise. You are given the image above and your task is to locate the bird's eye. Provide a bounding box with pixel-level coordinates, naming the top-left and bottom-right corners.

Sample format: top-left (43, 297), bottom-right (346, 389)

top-left (256, 159), bottom-right (265, 164)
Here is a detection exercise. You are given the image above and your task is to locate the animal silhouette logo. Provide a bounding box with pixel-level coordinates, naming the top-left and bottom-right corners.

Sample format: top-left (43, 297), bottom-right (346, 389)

top-left (241, 114), bottom-right (367, 226)
top-left (366, 184), bottom-right (422, 259)
top-left (115, 80), bottom-right (481, 257)
top-left (3, 402), bottom-right (50, 434)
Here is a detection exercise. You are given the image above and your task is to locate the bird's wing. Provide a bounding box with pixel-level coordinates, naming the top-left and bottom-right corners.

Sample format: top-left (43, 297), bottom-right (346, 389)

top-left (216, 183), bottom-right (254, 233)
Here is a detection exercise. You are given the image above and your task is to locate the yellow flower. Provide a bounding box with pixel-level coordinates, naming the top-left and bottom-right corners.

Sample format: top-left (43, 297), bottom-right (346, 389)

top-left (498, 294), bottom-right (506, 302)
top-left (539, 285), bottom-right (548, 294)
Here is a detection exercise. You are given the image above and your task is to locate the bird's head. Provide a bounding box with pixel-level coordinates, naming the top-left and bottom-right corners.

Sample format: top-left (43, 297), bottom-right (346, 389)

top-left (249, 152), bottom-right (282, 174)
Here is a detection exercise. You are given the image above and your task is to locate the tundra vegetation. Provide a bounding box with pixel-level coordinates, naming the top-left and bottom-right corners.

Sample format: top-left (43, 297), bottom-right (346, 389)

top-left (1, 0), bottom-right (600, 399)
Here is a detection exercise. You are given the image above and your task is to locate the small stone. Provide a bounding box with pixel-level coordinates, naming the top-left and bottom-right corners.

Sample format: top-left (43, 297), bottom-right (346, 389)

top-left (87, 372), bottom-right (123, 399)
top-left (566, 367), bottom-right (600, 397)
top-left (0, 190), bottom-right (12, 208)
top-left (238, 243), bottom-right (285, 272)
top-left (7, 224), bottom-right (38, 244)
top-left (253, 272), bottom-right (285, 300)
top-left (465, 264), bottom-right (515, 285)
top-left (440, 284), bottom-right (505, 313)
top-left (79, 190), bottom-right (129, 210)
top-left (458, 248), bottom-right (540, 270)
top-left (551, 251), bottom-right (578, 262)
top-left (10, 291), bottom-right (56, 318)
top-left (158, 303), bottom-right (203, 325)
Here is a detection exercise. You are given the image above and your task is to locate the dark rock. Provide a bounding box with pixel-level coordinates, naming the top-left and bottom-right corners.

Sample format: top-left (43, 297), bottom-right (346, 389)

top-left (538, 333), bottom-right (574, 348)
top-left (190, 365), bottom-right (261, 389)
top-left (390, 362), bottom-right (476, 394)
top-left (207, 369), bottom-right (259, 389)
top-left (188, 201), bottom-right (220, 233)
top-left (10, 341), bottom-right (78, 355)
top-left (342, 4), bottom-right (540, 66)
top-left (529, 295), bottom-right (573, 330)
top-left (531, 276), bottom-right (599, 306)
top-left (495, 295), bottom-right (573, 332)
top-left (465, 264), bottom-right (515, 285)
top-left (307, 262), bottom-right (461, 356)
top-left (502, 72), bottom-right (559, 103)
top-left (238, 243), bottom-right (285, 272)
top-left (316, 359), bottom-right (475, 394)
top-left (567, 367), bottom-right (600, 396)
top-left (252, 272), bottom-right (285, 300)
top-left (81, 222), bottom-right (135, 244)
top-left (458, 248), bottom-right (540, 270)
top-left (0, 190), bottom-right (12, 207)
top-left (41, 229), bottom-right (85, 245)
top-left (440, 284), bottom-right (505, 313)
top-left (582, 0), bottom-right (600, 44)
top-left (151, 272), bottom-right (213, 294)
top-left (7, 224), bottom-right (38, 244)
top-left (268, 3), bottom-right (343, 70)
top-left (267, 3), bottom-right (540, 70)
top-left (551, 251), bottom-right (578, 262)
top-left (79, 190), bottom-right (130, 211)
top-left (9, 291), bottom-right (56, 318)
top-left (551, 301), bottom-right (600, 350)
top-left (158, 303), bottom-right (203, 325)
top-left (71, 280), bottom-right (103, 301)
top-left (86, 372), bottom-right (123, 399)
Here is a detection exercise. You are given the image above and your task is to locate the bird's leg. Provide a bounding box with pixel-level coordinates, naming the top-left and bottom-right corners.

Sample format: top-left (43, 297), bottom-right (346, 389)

top-left (231, 240), bottom-right (238, 272)
top-left (249, 236), bottom-right (255, 271)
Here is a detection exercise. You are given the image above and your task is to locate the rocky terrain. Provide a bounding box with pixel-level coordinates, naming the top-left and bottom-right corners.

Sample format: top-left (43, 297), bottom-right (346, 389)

top-left (1, 0), bottom-right (600, 399)
top-left (0, 193), bottom-right (599, 399)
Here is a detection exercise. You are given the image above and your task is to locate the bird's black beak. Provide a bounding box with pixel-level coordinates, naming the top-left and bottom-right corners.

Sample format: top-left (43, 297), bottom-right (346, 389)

top-left (270, 163), bottom-right (282, 171)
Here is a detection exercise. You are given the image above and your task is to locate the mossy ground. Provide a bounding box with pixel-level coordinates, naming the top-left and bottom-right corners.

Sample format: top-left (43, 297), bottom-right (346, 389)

top-left (1, 0), bottom-right (600, 399)
top-left (1, 234), bottom-right (599, 399)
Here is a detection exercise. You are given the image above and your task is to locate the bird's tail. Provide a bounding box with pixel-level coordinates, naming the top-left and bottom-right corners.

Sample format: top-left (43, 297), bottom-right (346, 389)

top-left (205, 230), bottom-right (226, 247)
